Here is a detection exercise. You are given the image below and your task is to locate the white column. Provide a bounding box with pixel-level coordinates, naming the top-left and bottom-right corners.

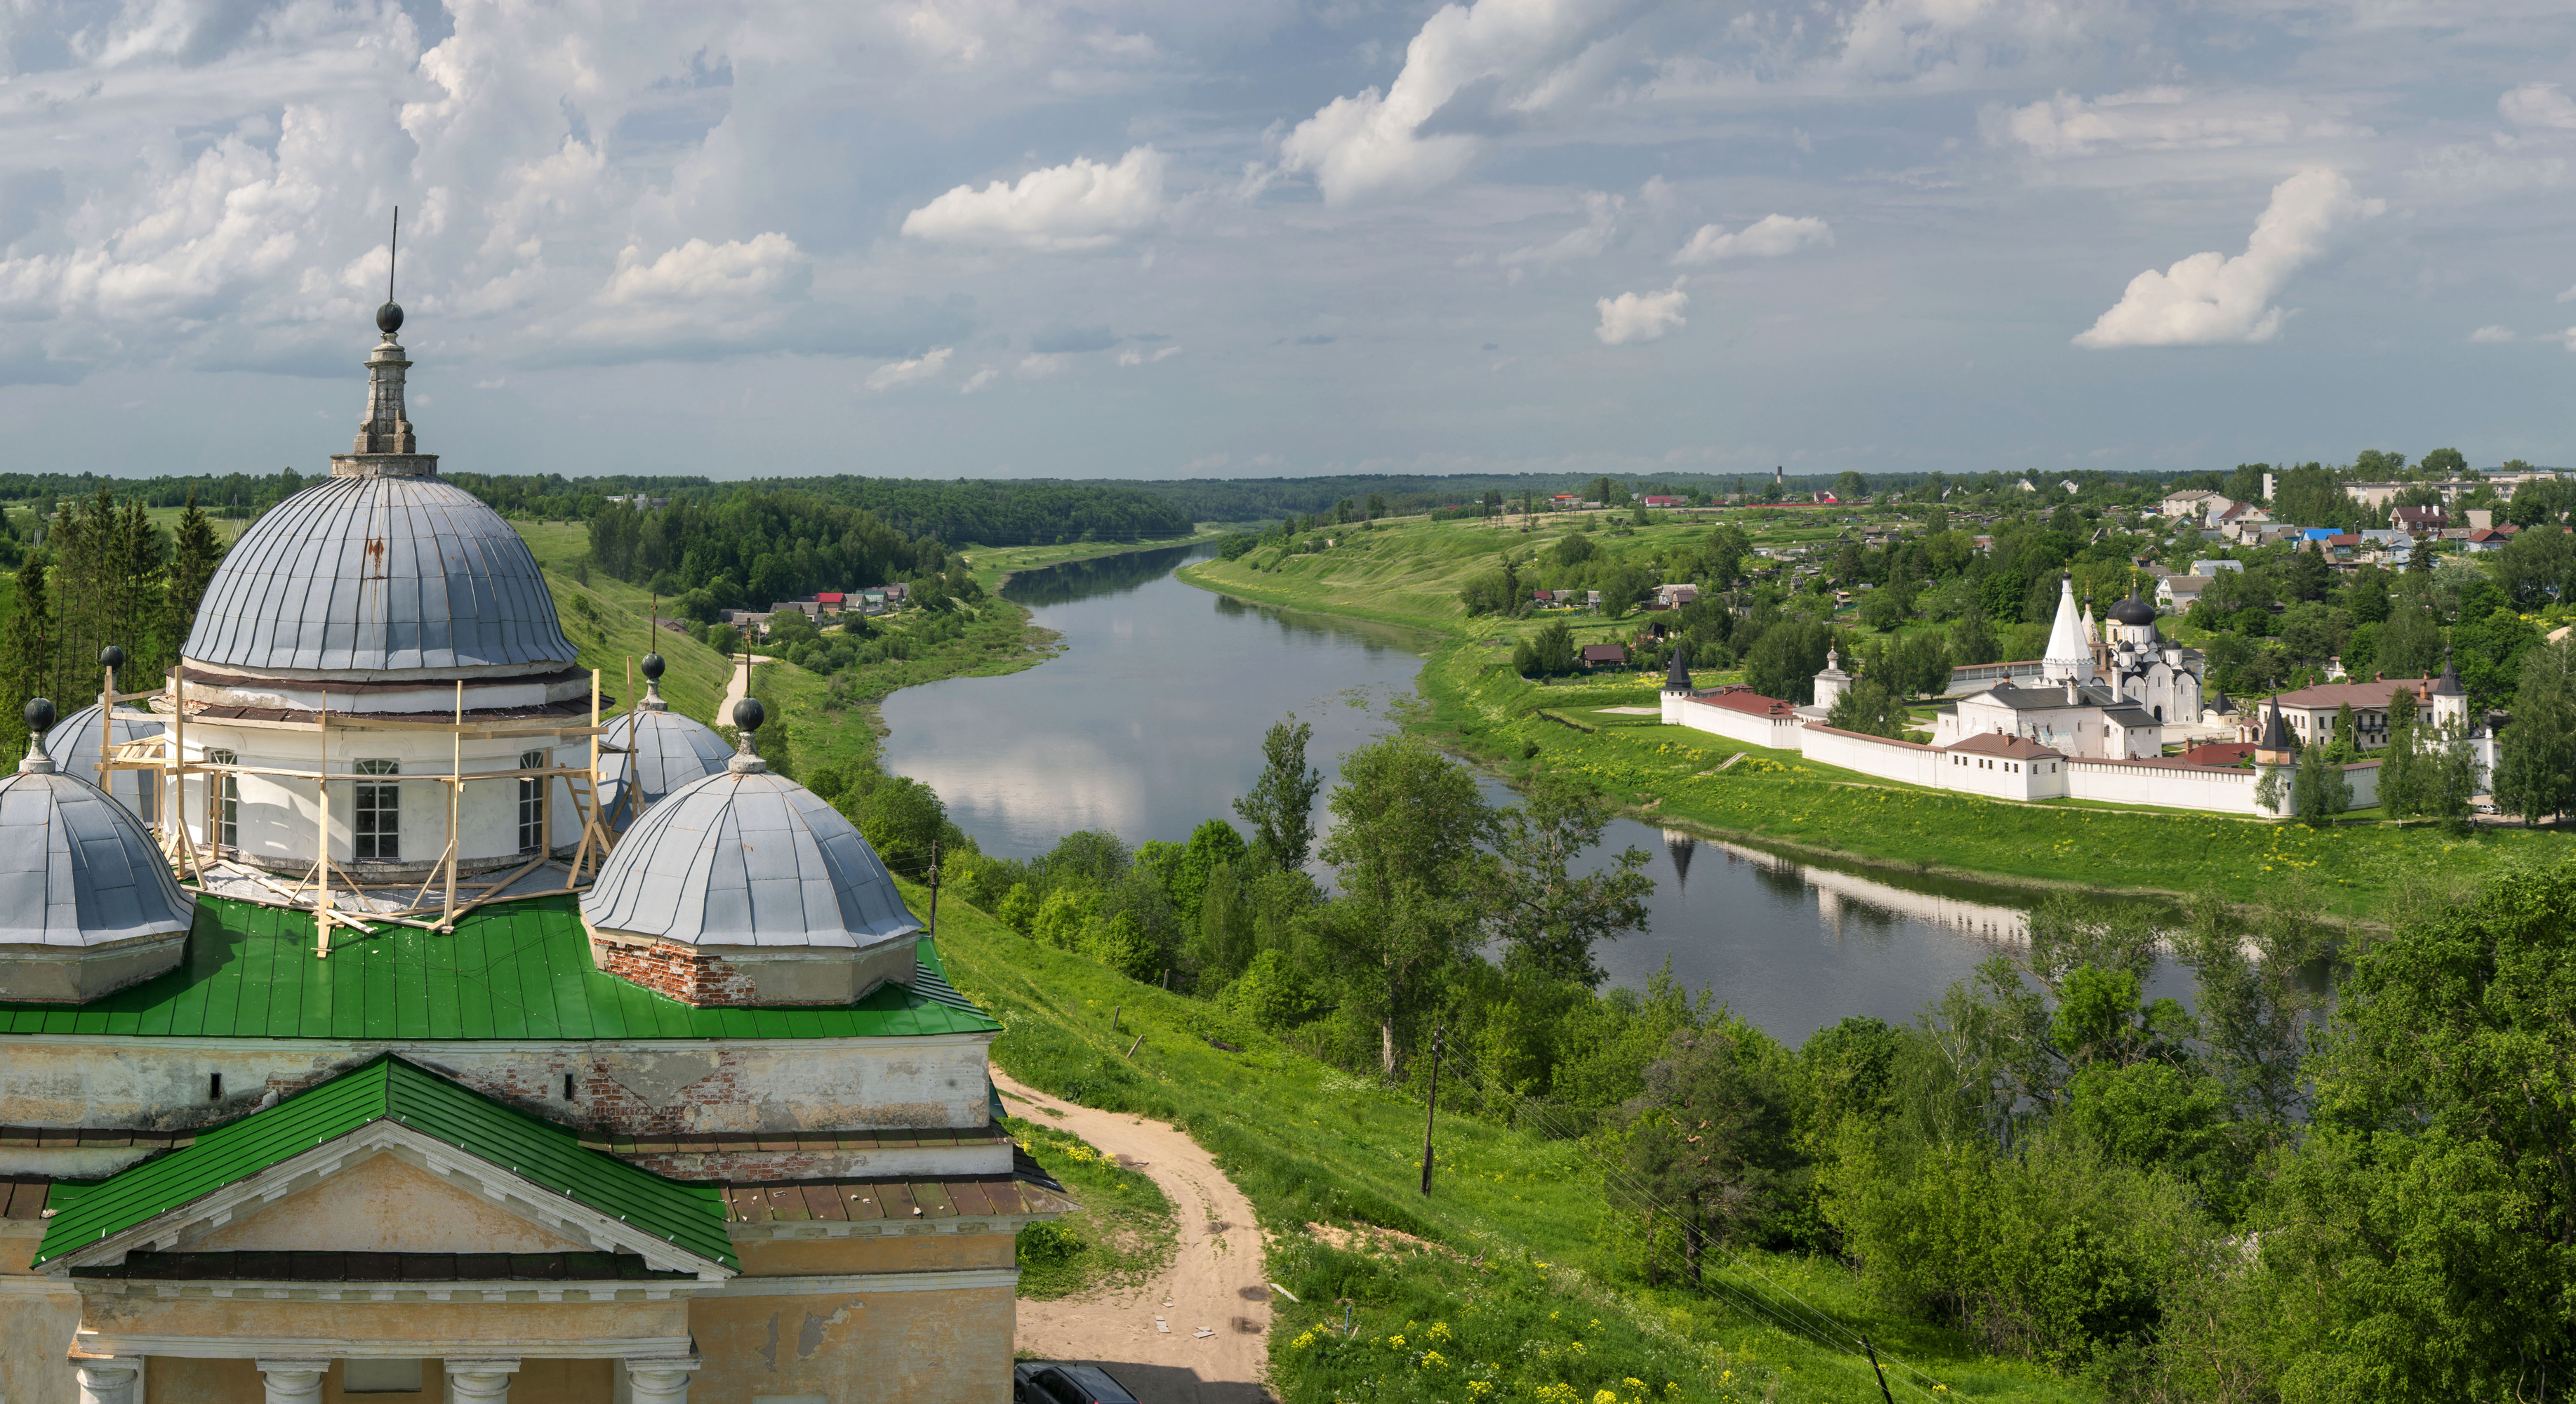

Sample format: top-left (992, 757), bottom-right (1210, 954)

top-left (72, 1358), bottom-right (142, 1404)
top-left (444, 1358), bottom-right (522, 1404)
top-left (253, 1360), bottom-right (330, 1404)
top-left (624, 1356), bottom-right (703, 1404)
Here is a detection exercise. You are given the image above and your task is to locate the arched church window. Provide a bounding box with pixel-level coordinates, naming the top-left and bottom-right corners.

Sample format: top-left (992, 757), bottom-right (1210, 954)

top-left (519, 750), bottom-right (549, 854)
top-left (353, 759), bottom-right (399, 861)
top-left (204, 749), bottom-right (239, 850)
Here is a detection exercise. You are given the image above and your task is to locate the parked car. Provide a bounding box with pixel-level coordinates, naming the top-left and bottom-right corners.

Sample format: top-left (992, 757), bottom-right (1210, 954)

top-left (1014, 1363), bottom-right (1142, 1404)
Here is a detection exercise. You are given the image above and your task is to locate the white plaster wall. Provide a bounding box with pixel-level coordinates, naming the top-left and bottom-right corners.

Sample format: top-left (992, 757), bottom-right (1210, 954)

top-left (1671, 699), bottom-right (1803, 751)
top-left (1798, 727), bottom-right (1940, 786)
top-left (2065, 762), bottom-right (2264, 814)
top-left (175, 727), bottom-right (583, 868)
top-left (1933, 750), bottom-right (2065, 800)
top-left (0, 1034), bottom-right (998, 1135)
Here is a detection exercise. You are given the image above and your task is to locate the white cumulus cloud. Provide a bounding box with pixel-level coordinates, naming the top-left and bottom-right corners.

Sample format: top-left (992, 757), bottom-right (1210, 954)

top-left (2501, 83), bottom-right (2576, 131)
top-left (2469, 324), bottom-right (2516, 343)
top-left (865, 347), bottom-right (953, 390)
top-left (1499, 192), bottom-right (1624, 270)
top-left (1117, 345), bottom-right (1182, 366)
top-left (2072, 168), bottom-right (2381, 349)
top-left (901, 147), bottom-right (1167, 250)
top-left (1595, 282), bottom-right (1687, 344)
top-left (1673, 215), bottom-right (1833, 265)
top-left (961, 367), bottom-right (1000, 392)
top-left (1018, 353), bottom-right (1070, 378)
top-left (1277, 0), bottom-right (1623, 206)
top-left (1991, 88), bottom-right (2295, 157)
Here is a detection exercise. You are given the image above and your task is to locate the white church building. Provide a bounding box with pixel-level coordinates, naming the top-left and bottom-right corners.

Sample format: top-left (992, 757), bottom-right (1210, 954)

top-left (1662, 574), bottom-right (2377, 816)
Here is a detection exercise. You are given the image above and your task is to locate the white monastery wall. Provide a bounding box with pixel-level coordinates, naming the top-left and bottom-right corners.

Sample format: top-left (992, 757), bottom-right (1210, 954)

top-left (1799, 726), bottom-right (1941, 786)
top-left (1932, 749), bottom-right (2065, 800)
top-left (1669, 697), bottom-right (1805, 750)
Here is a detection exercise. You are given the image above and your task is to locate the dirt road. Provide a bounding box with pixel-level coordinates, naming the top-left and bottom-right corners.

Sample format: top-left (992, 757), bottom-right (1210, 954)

top-left (997, 1071), bottom-right (1273, 1404)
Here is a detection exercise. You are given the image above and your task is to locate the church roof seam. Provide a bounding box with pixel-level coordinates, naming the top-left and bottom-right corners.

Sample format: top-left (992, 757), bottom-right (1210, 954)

top-left (32, 1054), bottom-right (736, 1271)
top-left (0, 893), bottom-right (999, 1040)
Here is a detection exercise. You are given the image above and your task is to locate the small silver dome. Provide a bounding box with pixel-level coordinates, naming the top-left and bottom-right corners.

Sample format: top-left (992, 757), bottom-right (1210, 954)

top-left (182, 474), bottom-right (576, 677)
top-left (585, 767), bottom-right (919, 951)
top-left (583, 762), bottom-right (919, 1006)
top-left (0, 763), bottom-right (198, 1002)
top-left (599, 712), bottom-right (733, 823)
top-left (44, 703), bottom-right (164, 821)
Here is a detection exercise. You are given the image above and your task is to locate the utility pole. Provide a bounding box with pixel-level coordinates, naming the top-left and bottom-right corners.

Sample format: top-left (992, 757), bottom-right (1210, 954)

top-left (926, 837), bottom-right (941, 936)
top-left (1419, 1027), bottom-right (1445, 1196)
top-left (1863, 1338), bottom-right (1895, 1404)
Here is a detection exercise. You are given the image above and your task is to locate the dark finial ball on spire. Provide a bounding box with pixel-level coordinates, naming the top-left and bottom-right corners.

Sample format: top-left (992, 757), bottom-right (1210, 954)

top-left (376, 300), bottom-right (404, 334)
top-left (639, 652), bottom-right (666, 681)
top-left (731, 698), bottom-right (765, 735)
top-left (98, 644), bottom-right (124, 669)
top-left (24, 698), bottom-right (53, 734)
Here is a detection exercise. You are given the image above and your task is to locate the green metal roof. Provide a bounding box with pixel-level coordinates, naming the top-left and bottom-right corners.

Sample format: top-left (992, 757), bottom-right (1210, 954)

top-left (33, 1055), bottom-right (736, 1271)
top-left (0, 894), bottom-right (1000, 1041)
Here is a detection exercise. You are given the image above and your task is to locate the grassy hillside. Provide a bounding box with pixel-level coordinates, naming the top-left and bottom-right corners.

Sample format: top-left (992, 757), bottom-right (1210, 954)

top-left (1181, 515), bottom-right (1544, 634)
top-left (909, 871), bottom-right (2090, 1404)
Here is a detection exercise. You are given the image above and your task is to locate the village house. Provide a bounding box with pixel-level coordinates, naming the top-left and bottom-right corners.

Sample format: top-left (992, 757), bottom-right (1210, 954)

top-left (0, 305), bottom-right (1063, 1404)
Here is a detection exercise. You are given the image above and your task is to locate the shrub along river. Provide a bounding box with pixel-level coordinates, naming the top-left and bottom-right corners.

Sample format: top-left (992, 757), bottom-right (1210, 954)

top-left (882, 544), bottom-right (2191, 1043)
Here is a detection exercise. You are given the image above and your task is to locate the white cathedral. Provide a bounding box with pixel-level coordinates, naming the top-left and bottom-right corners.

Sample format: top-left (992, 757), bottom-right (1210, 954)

top-left (0, 303), bottom-right (1058, 1404)
top-left (1925, 574), bottom-right (2208, 758)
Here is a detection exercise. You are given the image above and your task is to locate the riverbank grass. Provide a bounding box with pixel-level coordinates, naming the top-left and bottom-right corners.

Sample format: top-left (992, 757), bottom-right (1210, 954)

top-left (910, 873), bottom-right (2091, 1404)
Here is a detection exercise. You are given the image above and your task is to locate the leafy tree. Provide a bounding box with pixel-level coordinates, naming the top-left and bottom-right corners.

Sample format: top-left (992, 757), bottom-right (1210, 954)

top-left (1621, 1025), bottom-right (1799, 1285)
top-left (1825, 677), bottom-right (1908, 739)
top-left (2417, 445), bottom-right (2468, 479)
top-left (1550, 532), bottom-right (1597, 569)
top-left (2342, 565), bottom-right (2392, 624)
top-left (1315, 737), bottom-right (1494, 1072)
top-left (2238, 857), bottom-right (2576, 1400)
top-left (1480, 770), bottom-right (1653, 987)
top-left (1833, 470), bottom-right (1869, 501)
top-left (837, 772), bottom-right (964, 878)
top-left (2491, 523), bottom-right (2575, 609)
top-left (2453, 606), bottom-right (2539, 708)
top-left (1524, 619), bottom-right (1577, 675)
top-left (2171, 887), bottom-right (2335, 1139)
top-left (1951, 606), bottom-right (2000, 665)
top-left (1233, 714), bottom-right (1323, 870)
top-left (2375, 600), bottom-right (2442, 678)
top-left (2492, 638), bottom-right (2576, 826)
top-left (1743, 618), bottom-right (1831, 703)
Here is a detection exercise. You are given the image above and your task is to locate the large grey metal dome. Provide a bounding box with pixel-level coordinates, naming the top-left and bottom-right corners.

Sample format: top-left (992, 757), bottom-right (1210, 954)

top-left (0, 767), bottom-right (196, 948)
top-left (42, 703), bottom-right (164, 821)
top-left (181, 473), bottom-right (576, 677)
top-left (583, 764), bottom-right (919, 951)
top-left (599, 709), bottom-right (735, 823)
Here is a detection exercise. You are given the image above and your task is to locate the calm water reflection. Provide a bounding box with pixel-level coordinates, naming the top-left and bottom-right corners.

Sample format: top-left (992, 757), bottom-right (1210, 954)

top-left (881, 549), bottom-right (2189, 1043)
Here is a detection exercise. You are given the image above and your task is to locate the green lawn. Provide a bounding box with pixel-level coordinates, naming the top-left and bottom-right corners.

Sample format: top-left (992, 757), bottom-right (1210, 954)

top-left (916, 873), bottom-right (2094, 1404)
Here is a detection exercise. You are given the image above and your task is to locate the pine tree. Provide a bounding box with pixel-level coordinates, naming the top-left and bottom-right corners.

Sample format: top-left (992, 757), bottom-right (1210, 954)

top-left (1, 562), bottom-right (51, 764)
top-left (166, 491), bottom-right (223, 656)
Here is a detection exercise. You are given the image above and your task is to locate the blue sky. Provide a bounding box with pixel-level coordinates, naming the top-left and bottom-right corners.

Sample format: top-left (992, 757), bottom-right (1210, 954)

top-left (1, 0), bottom-right (2574, 482)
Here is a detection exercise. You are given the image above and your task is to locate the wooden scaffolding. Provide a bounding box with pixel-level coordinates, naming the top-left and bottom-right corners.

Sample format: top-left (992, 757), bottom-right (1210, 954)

top-left (95, 663), bottom-right (635, 955)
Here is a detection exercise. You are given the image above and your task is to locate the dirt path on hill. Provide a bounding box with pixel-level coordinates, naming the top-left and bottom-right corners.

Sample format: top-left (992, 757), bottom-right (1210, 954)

top-left (995, 1071), bottom-right (1274, 1404)
top-left (721, 651), bottom-right (750, 721)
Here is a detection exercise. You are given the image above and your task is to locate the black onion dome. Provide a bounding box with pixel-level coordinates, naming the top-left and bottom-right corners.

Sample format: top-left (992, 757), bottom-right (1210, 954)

top-left (2107, 592), bottom-right (2156, 627)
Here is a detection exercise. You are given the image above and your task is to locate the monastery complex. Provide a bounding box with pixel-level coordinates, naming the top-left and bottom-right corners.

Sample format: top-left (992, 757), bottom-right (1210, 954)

top-left (1661, 576), bottom-right (2490, 815)
top-left (0, 303), bottom-right (1064, 1404)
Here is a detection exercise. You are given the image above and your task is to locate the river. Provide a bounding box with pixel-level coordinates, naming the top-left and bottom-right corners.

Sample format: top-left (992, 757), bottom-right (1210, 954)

top-left (882, 545), bottom-right (2189, 1045)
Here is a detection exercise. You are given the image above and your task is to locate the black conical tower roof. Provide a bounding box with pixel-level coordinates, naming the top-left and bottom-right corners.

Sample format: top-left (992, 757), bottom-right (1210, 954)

top-left (2431, 647), bottom-right (2465, 697)
top-left (2259, 695), bottom-right (2292, 750)
top-left (1665, 642), bottom-right (1692, 691)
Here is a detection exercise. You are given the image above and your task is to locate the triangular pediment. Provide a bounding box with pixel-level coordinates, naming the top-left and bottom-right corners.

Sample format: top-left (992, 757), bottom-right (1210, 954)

top-left (36, 1056), bottom-right (733, 1279)
top-left (182, 1146), bottom-right (597, 1254)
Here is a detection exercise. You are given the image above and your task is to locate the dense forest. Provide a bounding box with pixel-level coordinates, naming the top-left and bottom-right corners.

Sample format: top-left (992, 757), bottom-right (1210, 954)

top-left (586, 489), bottom-right (969, 617)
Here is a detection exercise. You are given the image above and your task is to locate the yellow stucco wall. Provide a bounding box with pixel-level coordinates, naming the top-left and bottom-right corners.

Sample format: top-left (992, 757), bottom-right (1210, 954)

top-left (144, 1357), bottom-right (613, 1404)
top-left (190, 1153), bottom-right (593, 1254)
top-left (691, 1284), bottom-right (1016, 1404)
top-left (0, 1287), bottom-right (84, 1404)
top-left (75, 1290), bottom-right (690, 1353)
top-left (736, 1230), bottom-right (1014, 1276)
